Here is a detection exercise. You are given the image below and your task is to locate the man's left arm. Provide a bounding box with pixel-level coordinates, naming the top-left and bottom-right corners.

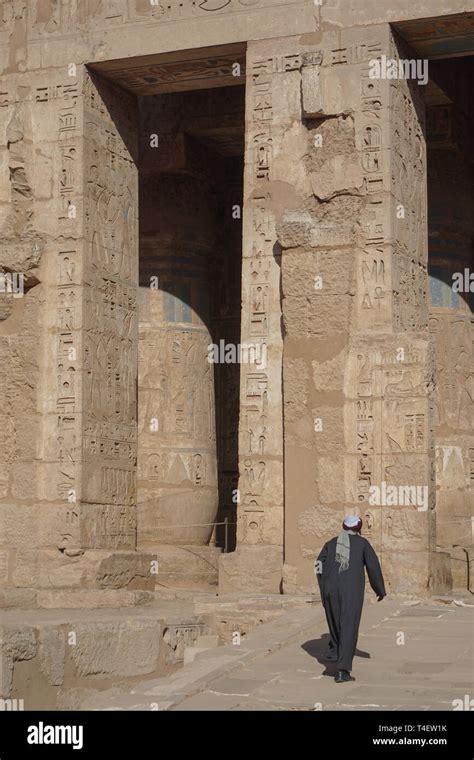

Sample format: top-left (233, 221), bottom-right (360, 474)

top-left (363, 540), bottom-right (386, 600)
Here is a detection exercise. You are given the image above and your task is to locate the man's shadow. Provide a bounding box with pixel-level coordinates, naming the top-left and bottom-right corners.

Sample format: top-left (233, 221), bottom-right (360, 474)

top-left (302, 634), bottom-right (371, 677)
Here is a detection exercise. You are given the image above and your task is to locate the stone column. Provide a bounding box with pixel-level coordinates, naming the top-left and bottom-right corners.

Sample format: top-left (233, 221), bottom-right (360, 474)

top-left (79, 72), bottom-right (140, 554)
top-left (0, 66), bottom-right (91, 604)
top-left (0, 64), bottom-right (154, 607)
top-left (47, 70), bottom-right (154, 596)
top-left (0, 66), bottom-right (49, 606)
top-left (219, 44), bottom-right (300, 592)
top-left (276, 26), bottom-right (438, 594)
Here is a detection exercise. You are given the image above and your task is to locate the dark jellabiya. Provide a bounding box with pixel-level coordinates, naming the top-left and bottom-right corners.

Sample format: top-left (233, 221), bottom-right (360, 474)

top-left (316, 516), bottom-right (386, 683)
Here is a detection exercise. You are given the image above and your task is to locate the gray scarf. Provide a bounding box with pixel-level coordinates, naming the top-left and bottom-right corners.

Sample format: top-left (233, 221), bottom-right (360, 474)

top-left (336, 529), bottom-right (357, 573)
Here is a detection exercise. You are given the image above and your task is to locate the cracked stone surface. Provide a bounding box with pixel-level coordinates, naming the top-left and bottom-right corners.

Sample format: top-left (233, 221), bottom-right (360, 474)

top-left (173, 599), bottom-right (473, 711)
top-left (82, 597), bottom-right (473, 711)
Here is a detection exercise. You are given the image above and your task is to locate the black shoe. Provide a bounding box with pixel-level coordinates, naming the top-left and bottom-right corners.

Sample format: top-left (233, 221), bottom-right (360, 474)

top-left (335, 670), bottom-right (355, 683)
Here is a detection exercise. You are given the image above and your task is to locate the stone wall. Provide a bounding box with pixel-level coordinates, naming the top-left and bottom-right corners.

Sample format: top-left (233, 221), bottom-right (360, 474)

top-left (0, 0), bottom-right (472, 603)
top-left (0, 65), bottom-right (158, 605)
top-left (245, 26), bottom-right (436, 596)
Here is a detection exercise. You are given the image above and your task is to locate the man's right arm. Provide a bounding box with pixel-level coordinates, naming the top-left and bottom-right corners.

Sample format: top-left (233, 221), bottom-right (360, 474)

top-left (315, 542), bottom-right (328, 592)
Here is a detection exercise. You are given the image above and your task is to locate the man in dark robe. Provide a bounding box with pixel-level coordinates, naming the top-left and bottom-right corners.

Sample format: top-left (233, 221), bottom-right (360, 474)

top-left (315, 515), bottom-right (386, 683)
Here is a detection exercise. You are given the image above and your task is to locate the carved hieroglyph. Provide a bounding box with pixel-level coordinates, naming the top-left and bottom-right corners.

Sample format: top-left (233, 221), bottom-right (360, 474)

top-left (79, 72), bottom-right (139, 550)
top-left (237, 50), bottom-right (293, 545)
top-left (0, 2), bottom-right (472, 605)
top-left (218, 44), bottom-right (292, 592)
top-left (275, 26), bottom-right (434, 594)
top-left (25, 0), bottom-right (311, 41)
top-left (137, 252), bottom-right (219, 546)
top-left (138, 288), bottom-right (219, 546)
top-left (0, 65), bottom-right (144, 597)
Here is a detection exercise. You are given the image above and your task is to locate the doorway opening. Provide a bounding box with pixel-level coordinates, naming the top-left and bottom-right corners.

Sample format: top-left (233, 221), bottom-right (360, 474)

top-left (425, 55), bottom-right (474, 561)
top-left (136, 81), bottom-right (245, 563)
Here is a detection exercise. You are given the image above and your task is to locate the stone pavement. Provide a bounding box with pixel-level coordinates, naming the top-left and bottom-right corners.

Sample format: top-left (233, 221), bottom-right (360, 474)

top-left (83, 596), bottom-right (474, 711)
top-left (173, 598), bottom-right (473, 711)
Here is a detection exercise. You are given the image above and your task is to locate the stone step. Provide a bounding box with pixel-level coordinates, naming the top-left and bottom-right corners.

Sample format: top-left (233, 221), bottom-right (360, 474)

top-left (82, 606), bottom-right (326, 710)
top-left (195, 634), bottom-right (219, 648)
top-left (0, 588), bottom-right (156, 610)
top-left (0, 602), bottom-right (210, 710)
top-left (182, 634), bottom-right (221, 665)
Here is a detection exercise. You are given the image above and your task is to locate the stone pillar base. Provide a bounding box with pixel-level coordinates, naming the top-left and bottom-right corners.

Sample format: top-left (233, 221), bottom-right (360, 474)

top-left (218, 546), bottom-right (283, 594)
top-left (382, 550), bottom-right (452, 596)
top-left (448, 545), bottom-right (473, 592)
top-left (0, 550), bottom-right (157, 609)
top-left (428, 551), bottom-right (453, 596)
top-left (142, 545), bottom-right (222, 590)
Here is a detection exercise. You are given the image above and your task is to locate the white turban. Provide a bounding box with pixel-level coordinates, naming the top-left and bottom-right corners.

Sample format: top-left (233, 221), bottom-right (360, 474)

top-left (343, 515), bottom-right (361, 529)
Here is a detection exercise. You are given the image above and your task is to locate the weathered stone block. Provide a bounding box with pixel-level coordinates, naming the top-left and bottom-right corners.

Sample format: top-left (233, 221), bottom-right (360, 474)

top-left (277, 211), bottom-right (356, 250)
top-left (312, 346), bottom-right (347, 393)
top-left (1, 624), bottom-right (37, 695)
top-left (429, 551), bottom-right (453, 595)
top-left (301, 63), bottom-right (323, 118)
top-left (96, 552), bottom-right (157, 591)
top-left (143, 545), bottom-right (220, 589)
top-left (283, 295), bottom-right (352, 338)
top-left (1, 625), bottom-right (37, 661)
top-left (0, 504), bottom-right (39, 548)
top-left (39, 627), bottom-right (66, 687)
top-left (219, 546), bottom-right (283, 594)
top-left (283, 358), bottom-right (309, 422)
top-left (382, 550), bottom-right (431, 596)
top-left (309, 155), bottom-right (363, 200)
top-left (69, 620), bottom-right (160, 678)
top-left (317, 456), bottom-right (346, 504)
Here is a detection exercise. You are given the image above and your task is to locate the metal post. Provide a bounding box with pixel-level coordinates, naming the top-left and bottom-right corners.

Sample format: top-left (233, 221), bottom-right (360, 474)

top-left (224, 517), bottom-right (229, 554)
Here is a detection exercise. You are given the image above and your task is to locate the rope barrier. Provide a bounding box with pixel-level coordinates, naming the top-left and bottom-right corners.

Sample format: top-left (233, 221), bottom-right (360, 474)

top-left (144, 518), bottom-right (238, 552)
top-left (151, 521), bottom-right (237, 529)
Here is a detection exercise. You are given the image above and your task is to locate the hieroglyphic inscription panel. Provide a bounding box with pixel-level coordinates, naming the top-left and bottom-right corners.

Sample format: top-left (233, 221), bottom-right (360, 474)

top-left (80, 72), bottom-right (139, 548)
top-left (237, 49), bottom-right (299, 548)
